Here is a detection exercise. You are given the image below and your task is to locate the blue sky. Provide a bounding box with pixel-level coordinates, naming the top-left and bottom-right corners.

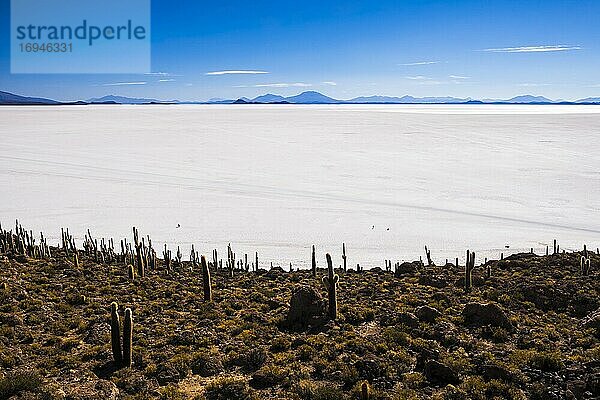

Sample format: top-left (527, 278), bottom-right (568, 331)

top-left (1, 0), bottom-right (599, 101)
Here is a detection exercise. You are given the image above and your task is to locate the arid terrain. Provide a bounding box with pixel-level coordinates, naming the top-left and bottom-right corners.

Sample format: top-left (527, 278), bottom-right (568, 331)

top-left (0, 229), bottom-right (599, 399)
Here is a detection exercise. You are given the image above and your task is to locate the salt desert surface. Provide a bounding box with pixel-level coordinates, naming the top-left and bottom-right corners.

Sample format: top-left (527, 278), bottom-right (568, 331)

top-left (1, 104), bottom-right (599, 267)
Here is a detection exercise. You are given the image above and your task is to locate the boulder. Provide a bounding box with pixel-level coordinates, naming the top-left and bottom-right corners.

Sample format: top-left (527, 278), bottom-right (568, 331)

top-left (397, 312), bottom-right (420, 328)
top-left (416, 306), bottom-right (442, 322)
top-left (462, 302), bottom-right (513, 330)
top-left (394, 261), bottom-right (420, 276)
top-left (424, 360), bottom-right (459, 385)
top-left (285, 286), bottom-right (325, 328)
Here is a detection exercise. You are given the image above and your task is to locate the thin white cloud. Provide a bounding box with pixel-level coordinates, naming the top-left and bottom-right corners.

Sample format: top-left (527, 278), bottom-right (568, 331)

top-left (482, 45), bottom-right (581, 53)
top-left (102, 82), bottom-right (146, 86)
top-left (235, 82), bottom-right (312, 88)
top-left (205, 70), bottom-right (269, 76)
top-left (517, 83), bottom-right (551, 87)
top-left (322, 81), bottom-right (337, 86)
top-left (404, 76), bottom-right (432, 80)
top-left (399, 61), bottom-right (439, 66)
top-left (449, 75), bottom-right (470, 79)
top-left (158, 79), bottom-right (175, 82)
top-left (144, 72), bottom-right (182, 77)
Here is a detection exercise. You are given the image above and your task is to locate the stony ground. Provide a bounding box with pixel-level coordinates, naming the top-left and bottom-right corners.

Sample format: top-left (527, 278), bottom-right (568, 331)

top-left (0, 249), bottom-right (598, 400)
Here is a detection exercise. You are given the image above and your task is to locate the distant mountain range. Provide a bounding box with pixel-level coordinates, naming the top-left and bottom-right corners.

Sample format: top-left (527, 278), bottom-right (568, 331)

top-left (0, 90), bottom-right (60, 105)
top-left (86, 95), bottom-right (178, 104)
top-left (2, 90), bottom-right (600, 106)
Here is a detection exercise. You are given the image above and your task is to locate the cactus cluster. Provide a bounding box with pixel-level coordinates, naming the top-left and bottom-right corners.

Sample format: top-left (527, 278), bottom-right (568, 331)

top-left (163, 244), bottom-right (172, 270)
top-left (110, 302), bottom-right (133, 368)
top-left (580, 256), bottom-right (591, 276)
top-left (0, 220), bottom-right (51, 259)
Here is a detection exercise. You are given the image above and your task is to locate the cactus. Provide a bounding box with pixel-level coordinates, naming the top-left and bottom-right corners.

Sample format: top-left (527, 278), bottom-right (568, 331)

top-left (73, 251), bottom-right (79, 268)
top-left (110, 302), bottom-right (122, 365)
top-left (163, 244), bottom-right (171, 270)
top-left (311, 245), bottom-right (316, 277)
top-left (123, 308), bottom-right (133, 368)
top-left (581, 256), bottom-right (591, 276)
top-left (128, 264), bottom-right (135, 280)
top-left (342, 243), bottom-right (347, 272)
top-left (360, 381), bottom-right (371, 400)
top-left (322, 253), bottom-right (339, 320)
top-left (201, 255), bottom-right (212, 301)
top-left (465, 250), bottom-right (475, 292)
top-left (255, 252), bottom-right (259, 272)
top-left (425, 246), bottom-right (433, 266)
top-left (133, 227), bottom-right (145, 278)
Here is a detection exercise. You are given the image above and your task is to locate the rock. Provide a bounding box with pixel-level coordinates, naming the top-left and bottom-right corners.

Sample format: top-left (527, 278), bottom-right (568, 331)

top-left (423, 360), bottom-right (459, 385)
top-left (566, 380), bottom-right (586, 399)
top-left (581, 308), bottom-right (600, 335)
top-left (482, 364), bottom-right (513, 382)
top-left (191, 353), bottom-right (223, 377)
top-left (587, 372), bottom-right (600, 396)
top-left (265, 267), bottom-right (285, 278)
top-left (463, 302), bottom-right (513, 330)
top-left (83, 323), bottom-right (110, 345)
top-left (416, 306), bottom-right (442, 322)
top-left (354, 358), bottom-right (386, 380)
top-left (397, 312), bottom-right (420, 328)
top-left (154, 363), bottom-right (183, 385)
top-left (416, 347), bottom-right (440, 370)
top-left (394, 262), bottom-right (420, 276)
top-left (418, 274), bottom-right (448, 288)
top-left (60, 370), bottom-right (119, 400)
top-left (285, 286), bottom-right (325, 328)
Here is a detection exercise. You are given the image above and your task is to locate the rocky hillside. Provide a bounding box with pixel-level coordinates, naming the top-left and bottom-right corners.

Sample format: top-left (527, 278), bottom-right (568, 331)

top-left (0, 232), bottom-right (598, 399)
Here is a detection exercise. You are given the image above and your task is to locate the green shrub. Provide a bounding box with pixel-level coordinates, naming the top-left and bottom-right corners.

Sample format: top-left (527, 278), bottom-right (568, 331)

top-left (204, 376), bottom-right (255, 400)
top-left (294, 380), bottom-right (346, 400)
top-left (0, 369), bottom-right (42, 399)
top-left (250, 364), bottom-right (288, 389)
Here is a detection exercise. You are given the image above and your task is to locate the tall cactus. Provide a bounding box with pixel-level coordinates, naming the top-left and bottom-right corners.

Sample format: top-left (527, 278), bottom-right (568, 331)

top-left (322, 253), bottom-right (339, 320)
top-left (123, 308), bottom-right (133, 368)
top-left (425, 246), bottom-right (433, 266)
top-left (201, 255), bottom-right (212, 301)
top-left (311, 245), bottom-right (316, 277)
top-left (342, 243), bottom-right (347, 272)
top-left (133, 227), bottom-right (145, 278)
top-left (465, 250), bottom-right (475, 292)
top-left (110, 302), bottom-right (122, 365)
